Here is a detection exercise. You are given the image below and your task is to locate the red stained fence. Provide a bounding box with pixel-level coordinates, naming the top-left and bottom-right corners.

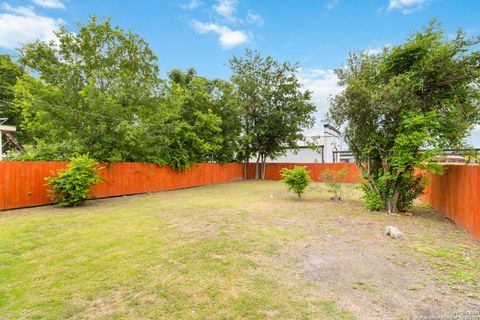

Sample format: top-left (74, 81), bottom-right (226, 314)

top-left (420, 165), bottom-right (480, 240)
top-left (0, 162), bottom-right (244, 210)
top-left (247, 162), bottom-right (362, 183)
top-left (2, 161), bottom-right (479, 241)
top-left (0, 162), bottom-right (361, 211)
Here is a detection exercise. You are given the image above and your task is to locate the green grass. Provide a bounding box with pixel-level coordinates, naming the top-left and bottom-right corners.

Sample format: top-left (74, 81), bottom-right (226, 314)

top-left (412, 244), bottom-right (480, 285)
top-left (312, 300), bottom-right (358, 320)
top-left (1, 180), bottom-right (478, 319)
top-left (414, 245), bottom-right (480, 270)
top-left (0, 181), bottom-right (355, 319)
top-left (353, 281), bottom-right (379, 293)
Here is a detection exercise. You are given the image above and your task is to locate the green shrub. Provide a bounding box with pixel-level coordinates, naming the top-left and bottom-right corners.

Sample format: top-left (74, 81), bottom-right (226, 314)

top-left (362, 172), bottom-right (426, 212)
top-left (397, 173), bottom-right (426, 212)
top-left (321, 168), bottom-right (349, 202)
top-left (46, 155), bottom-right (102, 207)
top-left (280, 166), bottom-right (311, 199)
top-left (363, 185), bottom-right (383, 211)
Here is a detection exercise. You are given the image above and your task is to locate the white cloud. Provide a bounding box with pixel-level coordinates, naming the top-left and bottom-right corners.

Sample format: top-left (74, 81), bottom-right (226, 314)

top-left (246, 10), bottom-right (263, 26)
top-left (365, 44), bottom-right (391, 55)
top-left (188, 0), bottom-right (262, 50)
top-left (192, 20), bottom-right (249, 49)
top-left (181, 0), bottom-right (201, 10)
top-left (214, 0), bottom-right (237, 21)
top-left (326, 0), bottom-right (338, 10)
top-left (298, 68), bottom-right (342, 133)
top-left (387, 0), bottom-right (429, 14)
top-left (365, 48), bottom-right (383, 55)
top-left (0, 4), bottom-right (64, 49)
top-left (31, 0), bottom-right (65, 9)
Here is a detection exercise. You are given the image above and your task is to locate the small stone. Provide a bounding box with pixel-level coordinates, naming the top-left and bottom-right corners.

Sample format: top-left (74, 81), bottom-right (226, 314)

top-left (384, 226), bottom-right (404, 239)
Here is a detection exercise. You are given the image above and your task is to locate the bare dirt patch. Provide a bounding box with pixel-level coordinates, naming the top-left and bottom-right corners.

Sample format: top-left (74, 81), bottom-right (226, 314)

top-left (258, 183), bottom-right (480, 319)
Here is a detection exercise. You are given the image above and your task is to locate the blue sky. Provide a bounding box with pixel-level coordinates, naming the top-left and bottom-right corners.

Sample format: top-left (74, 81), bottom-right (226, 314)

top-left (1, 0), bottom-right (479, 146)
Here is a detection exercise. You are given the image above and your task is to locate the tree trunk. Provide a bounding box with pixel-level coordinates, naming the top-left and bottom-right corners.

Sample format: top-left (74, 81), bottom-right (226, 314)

top-left (244, 121), bottom-right (250, 180)
top-left (255, 152), bottom-right (261, 180)
top-left (390, 192), bottom-right (400, 214)
top-left (243, 160), bottom-right (248, 180)
top-left (390, 177), bottom-right (402, 213)
top-left (261, 153), bottom-right (267, 180)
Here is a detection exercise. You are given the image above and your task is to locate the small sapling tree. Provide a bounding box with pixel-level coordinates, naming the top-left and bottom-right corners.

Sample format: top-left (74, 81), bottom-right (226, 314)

top-left (321, 168), bottom-right (349, 202)
top-left (46, 155), bottom-right (102, 207)
top-left (281, 166), bottom-right (311, 199)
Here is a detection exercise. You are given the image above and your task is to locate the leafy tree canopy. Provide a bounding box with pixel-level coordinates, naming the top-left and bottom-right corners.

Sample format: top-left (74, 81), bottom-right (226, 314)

top-left (13, 16), bottom-right (161, 162)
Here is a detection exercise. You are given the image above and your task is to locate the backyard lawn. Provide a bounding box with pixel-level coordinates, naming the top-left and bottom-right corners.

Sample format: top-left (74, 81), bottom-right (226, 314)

top-left (0, 181), bottom-right (479, 319)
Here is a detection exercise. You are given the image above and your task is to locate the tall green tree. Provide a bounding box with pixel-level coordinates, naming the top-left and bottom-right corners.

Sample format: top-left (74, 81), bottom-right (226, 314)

top-left (14, 16), bottom-right (162, 162)
top-left (230, 50), bottom-right (316, 179)
top-left (161, 68), bottom-right (241, 168)
top-left (329, 21), bottom-right (480, 213)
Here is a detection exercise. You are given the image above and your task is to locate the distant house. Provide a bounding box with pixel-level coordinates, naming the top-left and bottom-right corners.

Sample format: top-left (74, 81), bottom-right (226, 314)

top-left (265, 124), bottom-right (354, 163)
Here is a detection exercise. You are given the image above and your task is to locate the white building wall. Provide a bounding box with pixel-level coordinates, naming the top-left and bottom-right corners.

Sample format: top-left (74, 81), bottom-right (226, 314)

top-left (265, 148), bottom-right (323, 163)
top-left (252, 124), bottom-right (343, 163)
top-left (320, 125), bottom-right (342, 163)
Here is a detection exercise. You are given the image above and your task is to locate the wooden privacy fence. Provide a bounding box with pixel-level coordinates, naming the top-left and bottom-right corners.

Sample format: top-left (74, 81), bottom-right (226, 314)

top-left (1, 161), bottom-right (479, 241)
top-left (420, 165), bottom-right (480, 240)
top-left (0, 162), bottom-right (244, 210)
top-left (0, 162), bottom-right (361, 211)
top-left (247, 162), bottom-right (362, 183)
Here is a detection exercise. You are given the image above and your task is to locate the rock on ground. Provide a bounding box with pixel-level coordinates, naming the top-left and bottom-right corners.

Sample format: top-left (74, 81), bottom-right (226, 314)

top-left (384, 226), bottom-right (404, 239)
